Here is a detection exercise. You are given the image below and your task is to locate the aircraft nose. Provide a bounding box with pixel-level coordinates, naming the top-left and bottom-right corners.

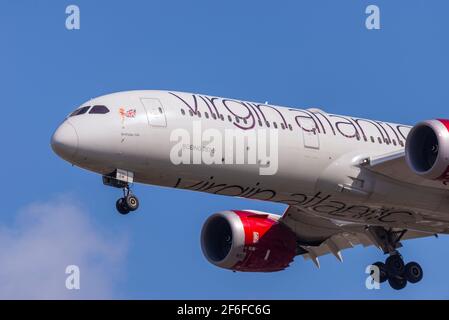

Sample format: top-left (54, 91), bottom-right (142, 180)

top-left (51, 121), bottom-right (79, 161)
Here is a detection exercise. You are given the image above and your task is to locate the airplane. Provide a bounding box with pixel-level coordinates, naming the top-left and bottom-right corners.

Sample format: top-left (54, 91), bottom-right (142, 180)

top-left (51, 90), bottom-right (449, 290)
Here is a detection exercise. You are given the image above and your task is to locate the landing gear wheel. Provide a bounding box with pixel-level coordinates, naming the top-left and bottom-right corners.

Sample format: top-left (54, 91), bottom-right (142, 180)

top-left (116, 198), bottom-right (130, 215)
top-left (385, 254), bottom-right (405, 277)
top-left (372, 261), bottom-right (388, 283)
top-left (125, 194), bottom-right (139, 211)
top-left (404, 262), bottom-right (423, 284)
top-left (388, 275), bottom-right (407, 290)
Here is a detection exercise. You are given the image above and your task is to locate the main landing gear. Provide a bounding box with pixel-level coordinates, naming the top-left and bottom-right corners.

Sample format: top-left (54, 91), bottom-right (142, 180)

top-left (103, 171), bottom-right (140, 215)
top-left (372, 253), bottom-right (423, 290)
top-left (115, 186), bottom-right (140, 215)
top-left (368, 227), bottom-right (423, 290)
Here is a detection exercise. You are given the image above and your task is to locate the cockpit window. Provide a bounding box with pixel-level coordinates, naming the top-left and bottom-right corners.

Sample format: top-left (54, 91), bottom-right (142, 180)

top-left (89, 105), bottom-right (110, 114)
top-left (69, 106), bottom-right (90, 117)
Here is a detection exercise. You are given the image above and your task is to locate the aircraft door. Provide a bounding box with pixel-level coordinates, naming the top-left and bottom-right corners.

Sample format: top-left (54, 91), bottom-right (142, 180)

top-left (298, 118), bottom-right (320, 149)
top-left (140, 98), bottom-right (167, 127)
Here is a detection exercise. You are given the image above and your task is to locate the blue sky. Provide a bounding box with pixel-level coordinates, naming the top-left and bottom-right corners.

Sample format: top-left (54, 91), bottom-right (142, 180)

top-left (1, 0), bottom-right (449, 299)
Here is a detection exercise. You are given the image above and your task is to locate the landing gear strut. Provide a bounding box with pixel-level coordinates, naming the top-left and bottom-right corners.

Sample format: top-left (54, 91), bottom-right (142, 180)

top-left (368, 227), bottom-right (423, 290)
top-left (115, 185), bottom-right (140, 215)
top-left (102, 171), bottom-right (140, 215)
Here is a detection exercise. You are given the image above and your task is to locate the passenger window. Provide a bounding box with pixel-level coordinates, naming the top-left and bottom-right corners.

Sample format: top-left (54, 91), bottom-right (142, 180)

top-left (370, 136), bottom-right (375, 143)
top-left (393, 140), bottom-right (397, 146)
top-left (281, 123), bottom-right (285, 130)
top-left (378, 137), bottom-right (382, 144)
top-left (228, 115), bottom-right (232, 122)
top-left (189, 110), bottom-right (194, 116)
top-left (181, 109), bottom-right (186, 115)
top-left (243, 118), bottom-right (247, 124)
top-left (288, 124), bottom-right (293, 131)
top-left (197, 111), bottom-right (201, 118)
top-left (212, 113), bottom-right (216, 119)
top-left (70, 106), bottom-right (90, 117)
top-left (258, 120), bottom-right (263, 127)
top-left (89, 105), bottom-right (110, 114)
top-left (273, 122), bottom-right (278, 129)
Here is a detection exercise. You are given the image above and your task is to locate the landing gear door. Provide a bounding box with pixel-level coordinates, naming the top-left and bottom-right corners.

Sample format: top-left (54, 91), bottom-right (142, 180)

top-left (299, 118), bottom-right (319, 149)
top-left (140, 98), bottom-right (167, 127)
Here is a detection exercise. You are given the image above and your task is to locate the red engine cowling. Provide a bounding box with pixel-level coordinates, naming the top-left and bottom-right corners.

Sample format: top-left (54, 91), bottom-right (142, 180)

top-left (200, 210), bottom-right (297, 272)
top-left (405, 119), bottom-right (449, 181)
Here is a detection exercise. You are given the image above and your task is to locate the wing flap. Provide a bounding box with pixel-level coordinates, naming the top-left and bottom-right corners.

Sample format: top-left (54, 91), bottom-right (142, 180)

top-left (280, 206), bottom-right (434, 267)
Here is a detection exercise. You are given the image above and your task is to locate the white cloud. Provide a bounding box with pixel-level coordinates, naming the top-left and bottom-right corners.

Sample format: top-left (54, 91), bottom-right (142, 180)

top-left (0, 196), bottom-right (128, 299)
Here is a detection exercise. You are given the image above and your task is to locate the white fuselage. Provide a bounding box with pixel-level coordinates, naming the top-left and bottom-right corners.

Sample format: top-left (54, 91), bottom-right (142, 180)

top-left (51, 90), bottom-right (449, 234)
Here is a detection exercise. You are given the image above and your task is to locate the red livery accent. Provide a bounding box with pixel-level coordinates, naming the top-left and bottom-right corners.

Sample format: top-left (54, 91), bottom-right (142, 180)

top-left (232, 210), bottom-right (297, 272)
top-left (437, 119), bottom-right (449, 132)
top-left (436, 119), bottom-right (449, 182)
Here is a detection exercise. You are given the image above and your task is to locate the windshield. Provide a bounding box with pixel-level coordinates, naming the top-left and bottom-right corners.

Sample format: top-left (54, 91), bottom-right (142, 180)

top-left (69, 106), bottom-right (90, 117)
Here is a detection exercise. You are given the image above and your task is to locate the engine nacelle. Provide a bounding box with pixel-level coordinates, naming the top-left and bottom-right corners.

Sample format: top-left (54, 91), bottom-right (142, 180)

top-left (405, 119), bottom-right (449, 181)
top-left (200, 210), bottom-right (297, 272)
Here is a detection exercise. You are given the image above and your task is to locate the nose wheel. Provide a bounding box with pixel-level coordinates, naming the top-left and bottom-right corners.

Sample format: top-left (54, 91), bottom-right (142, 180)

top-left (116, 187), bottom-right (139, 215)
top-left (102, 172), bottom-right (140, 215)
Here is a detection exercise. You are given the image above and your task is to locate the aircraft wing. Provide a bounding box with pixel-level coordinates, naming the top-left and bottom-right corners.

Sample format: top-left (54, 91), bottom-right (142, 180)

top-left (361, 149), bottom-right (448, 190)
top-left (280, 205), bottom-right (435, 267)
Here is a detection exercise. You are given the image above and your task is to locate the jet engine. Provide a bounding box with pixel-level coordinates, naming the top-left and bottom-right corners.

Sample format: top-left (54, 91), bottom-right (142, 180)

top-left (405, 119), bottom-right (449, 180)
top-left (200, 210), bottom-right (297, 272)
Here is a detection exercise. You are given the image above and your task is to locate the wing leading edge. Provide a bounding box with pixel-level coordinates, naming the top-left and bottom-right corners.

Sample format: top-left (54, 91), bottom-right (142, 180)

top-left (361, 149), bottom-right (448, 190)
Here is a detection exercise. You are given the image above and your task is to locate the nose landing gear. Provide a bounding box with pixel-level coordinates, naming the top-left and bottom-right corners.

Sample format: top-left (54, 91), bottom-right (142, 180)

top-left (102, 170), bottom-right (140, 215)
top-left (368, 227), bottom-right (424, 290)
